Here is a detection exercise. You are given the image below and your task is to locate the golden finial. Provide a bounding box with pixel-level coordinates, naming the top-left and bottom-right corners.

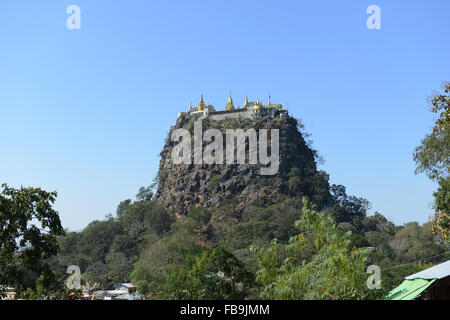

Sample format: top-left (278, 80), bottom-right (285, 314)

top-left (266, 94), bottom-right (272, 108)
top-left (243, 96), bottom-right (248, 109)
top-left (225, 93), bottom-right (234, 111)
top-left (198, 94), bottom-right (205, 111)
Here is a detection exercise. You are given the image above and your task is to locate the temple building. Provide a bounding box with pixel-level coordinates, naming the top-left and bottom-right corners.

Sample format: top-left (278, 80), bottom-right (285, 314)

top-left (178, 94), bottom-right (289, 121)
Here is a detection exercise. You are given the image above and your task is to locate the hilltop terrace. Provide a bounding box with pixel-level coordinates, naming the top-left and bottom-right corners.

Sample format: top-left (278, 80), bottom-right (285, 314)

top-left (178, 94), bottom-right (289, 121)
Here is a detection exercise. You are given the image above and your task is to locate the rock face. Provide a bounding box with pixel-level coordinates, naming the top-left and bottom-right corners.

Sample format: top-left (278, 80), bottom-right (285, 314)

top-left (154, 112), bottom-right (328, 218)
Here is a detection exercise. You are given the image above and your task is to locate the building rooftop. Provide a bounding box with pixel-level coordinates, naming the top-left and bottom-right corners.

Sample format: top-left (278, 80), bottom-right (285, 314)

top-left (405, 260), bottom-right (450, 280)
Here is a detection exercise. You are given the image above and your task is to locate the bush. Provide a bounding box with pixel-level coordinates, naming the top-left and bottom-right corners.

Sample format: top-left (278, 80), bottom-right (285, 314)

top-left (187, 206), bottom-right (211, 225)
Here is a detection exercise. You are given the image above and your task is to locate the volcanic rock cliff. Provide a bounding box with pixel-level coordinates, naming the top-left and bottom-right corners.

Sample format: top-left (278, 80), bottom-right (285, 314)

top-left (154, 113), bottom-right (330, 219)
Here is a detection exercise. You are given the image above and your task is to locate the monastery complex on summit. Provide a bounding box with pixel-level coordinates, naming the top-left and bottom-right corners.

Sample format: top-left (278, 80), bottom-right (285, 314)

top-left (178, 94), bottom-right (289, 121)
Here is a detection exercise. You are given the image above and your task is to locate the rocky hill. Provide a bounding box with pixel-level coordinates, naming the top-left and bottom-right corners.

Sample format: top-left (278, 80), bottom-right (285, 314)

top-left (154, 112), bottom-right (330, 220)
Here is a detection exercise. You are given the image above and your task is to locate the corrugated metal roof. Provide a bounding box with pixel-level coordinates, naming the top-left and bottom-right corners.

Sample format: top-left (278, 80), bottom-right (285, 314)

top-left (121, 283), bottom-right (136, 288)
top-left (405, 260), bottom-right (450, 280)
top-left (385, 279), bottom-right (436, 300)
top-left (107, 289), bottom-right (129, 295)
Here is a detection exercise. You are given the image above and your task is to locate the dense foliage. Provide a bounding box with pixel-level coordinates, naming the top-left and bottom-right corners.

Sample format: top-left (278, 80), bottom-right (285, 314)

top-left (159, 247), bottom-right (254, 299)
top-left (251, 198), bottom-right (370, 299)
top-left (50, 189), bottom-right (174, 290)
top-left (413, 81), bottom-right (449, 240)
top-left (0, 184), bottom-right (66, 298)
top-left (44, 182), bottom-right (448, 299)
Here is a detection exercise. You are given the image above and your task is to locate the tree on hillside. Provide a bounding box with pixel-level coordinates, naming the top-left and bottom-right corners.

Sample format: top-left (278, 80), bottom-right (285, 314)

top-left (432, 178), bottom-right (449, 242)
top-left (413, 81), bottom-right (449, 240)
top-left (0, 184), bottom-right (65, 297)
top-left (389, 222), bottom-right (443, 262)
top-left (251, 197), bottom-right (370, 300)
top-left (324, 184), bottom-right (370, 232)
top-left (160, 247), bottom-right (254, 300)
top-left (130, 215), bottom-right (199, 294)
top-left (77, 218), bottom-right (123, 264)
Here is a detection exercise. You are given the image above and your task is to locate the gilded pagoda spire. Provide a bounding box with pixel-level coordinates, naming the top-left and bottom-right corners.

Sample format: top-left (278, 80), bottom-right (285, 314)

top-left (243, 96), bottom-right (248, 109)
top-left (198, 94), bottom-right (205, 111)
top-left (225, 93), bottom-right (235, 111)
top-left (266, 95), bottom-right (272, 108)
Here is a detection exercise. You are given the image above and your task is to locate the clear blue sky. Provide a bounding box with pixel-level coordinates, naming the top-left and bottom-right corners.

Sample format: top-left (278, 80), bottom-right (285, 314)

top-left (1, 0), bottom-right (449, 231)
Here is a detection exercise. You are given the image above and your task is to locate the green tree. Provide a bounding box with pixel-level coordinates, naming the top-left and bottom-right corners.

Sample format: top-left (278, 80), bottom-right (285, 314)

top-left (414, 81), bottom-right (449, 181)
top-left (413, 82), bottom-right (449, 239)
top-left (105, 252), bottom-right (132, 285)
top-left (83, 261), bottom-right (110, 289)
top-left (18, 270), bottom-right (80, 300)
top-left (431, 177), bottom-right (449, 241)
top-left (287, 167), bottom-right (302, 196)
top-left (187, 206), bottom-right (211, 225)
top-left (0, 184), bottom-right (65, 297)
top-left (131, 216), bottom-right (199, 294)
top-left (389, 222), bottom-right (443, 262)
top-left (116, 199), bottom-right (132, 219)
top-left (145, 202), bottom-right (174, 236)
top-left (324, 184), bottom-right (370, 232)
top-left (136, 186), bottom-right (154, 202)
top-left (251, 197), bottom-right (369, 300)
top-left (77, 218), bottom-right (123, 264)
top-left (414, 129), bottom-right (449, 181)
top-left (160, 247), bottom-right (254, 300)
top-left (130, 261), bottom-right (154, 294)
top-left (221, 199), bottom-right (301, 255)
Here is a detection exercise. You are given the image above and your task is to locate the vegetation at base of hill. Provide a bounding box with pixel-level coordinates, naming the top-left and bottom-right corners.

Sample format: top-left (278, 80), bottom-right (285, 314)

top-left (3, 170), bottom-right (448, 299)
top-left (158, 246), bottom-right (254, 300)
top-left (46, 182), bottom-right (448, 299)
top-left (251, 198), bottom-right (370, 300)
top-left (50, 188), bottom-right (175, 290)
top-left (3, 177), bottom-right (445, 299)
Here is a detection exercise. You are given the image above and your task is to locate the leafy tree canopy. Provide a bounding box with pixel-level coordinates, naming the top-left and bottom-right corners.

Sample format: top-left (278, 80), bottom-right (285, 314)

top-left (413, 81), bottom-right (449, 239)
top-left (251, 197), bottom-right (370, 300)
top-left (160, 246), bottom-right (254, 299)
top-left (0, 184), bottom-right (65, 296)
